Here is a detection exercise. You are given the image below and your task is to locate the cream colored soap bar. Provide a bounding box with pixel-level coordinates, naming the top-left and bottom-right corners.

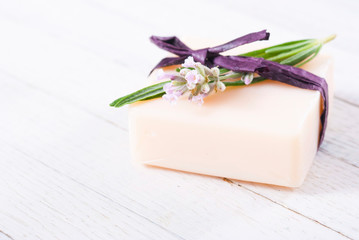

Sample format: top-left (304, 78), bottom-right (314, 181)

top-left (128, 54), bottom-right (333, 187)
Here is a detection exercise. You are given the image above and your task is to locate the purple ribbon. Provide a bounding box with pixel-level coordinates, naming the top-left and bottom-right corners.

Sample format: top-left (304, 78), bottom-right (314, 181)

top-left (150, 30), bottom-right (328, 146)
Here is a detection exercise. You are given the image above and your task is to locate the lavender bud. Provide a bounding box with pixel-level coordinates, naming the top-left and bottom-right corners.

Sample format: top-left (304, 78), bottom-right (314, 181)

top-left (216, 81), bottom-right (226, 92)
top-left (242, 73), bottom-right (254, 85)
top-left (180, 68), bottom-right (191, 76)
top-left (201, 83), bottom-right (210, 93)
top-left (211, 67), bottom-right (220, 77)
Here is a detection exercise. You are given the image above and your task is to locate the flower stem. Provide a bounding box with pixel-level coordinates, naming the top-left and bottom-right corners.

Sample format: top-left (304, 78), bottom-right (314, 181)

top-left (223, 77), bottom-right (266, 86)
top-left (219, 73), bottom-right (242, 81)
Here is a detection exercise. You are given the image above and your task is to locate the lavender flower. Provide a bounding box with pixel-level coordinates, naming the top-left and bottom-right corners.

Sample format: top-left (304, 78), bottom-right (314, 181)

top-left (185, 70), bottom-right (204, 90)
top-left (200, 83), bottom-right (210, 94)
top-left (216, 81), bottom-right (226, 92)
top-left (157, 69), bottom-right (176, 81)
top-left (179, 68), bottom-right (191, 76)
top-left (242, 73), bottom-right (254, 85)
top-left (160, 57), bottom-right (254, 105)
top-left (190, 94), bottom-right (206, 105)
top-left (211, 67), bottom-right (220, 77)
top-left (162, 82), bottom-right (186, 104)
top-left (182, 56), bottom-right (197, 68)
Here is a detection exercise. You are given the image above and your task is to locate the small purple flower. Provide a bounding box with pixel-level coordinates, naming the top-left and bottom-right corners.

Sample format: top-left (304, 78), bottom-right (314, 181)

top-left (157, 69), bottom-right (176, 81)
top-left (242, 73), bottom-right (254, 85)
top-left (179, 68), bottom-right (191, 76)
top-left (162, 91), bottom-right (182, 104)
top-left (182, 56), bottom-right (198, 68)
top-left (216, 81), bottom-right (226, 92)
top-left (160, 57), bottom-right (228, 105)
top-left (162, 82), bottom-right (185, 104)
top-left (185, 70), bottom-right (204, 90)
top-left (190, 94), bottom-right (206, 105)
top-left (163, 82), bottom-right (175, 94)
top-left (211, 67), bottom-right (220, 77)
top-left (201, 83), bottom-right (210, 93)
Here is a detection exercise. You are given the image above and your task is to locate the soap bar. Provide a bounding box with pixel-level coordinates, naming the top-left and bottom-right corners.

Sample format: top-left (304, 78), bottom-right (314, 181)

top-left (128, 54), bottom-right (333, 187)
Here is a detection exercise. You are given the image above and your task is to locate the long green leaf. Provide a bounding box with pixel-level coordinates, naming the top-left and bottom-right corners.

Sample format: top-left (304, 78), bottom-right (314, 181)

top-left (264, 40), bottom-right (313, 54)
top-left (295, 44), bottom-right (322, 67)
top-left (110, 81), bottom-right (169, 108)
top-left (280, 44), bottom-right (320, 65)
top-left (240, 39), bottom-right (312, 57)
top-left (266, 41), bottom-right (317, 62)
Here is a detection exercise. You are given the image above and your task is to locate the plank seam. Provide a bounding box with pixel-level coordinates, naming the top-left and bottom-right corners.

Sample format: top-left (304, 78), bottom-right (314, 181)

top-left (24, 153), bottom-right (186, 240)
top-left (13, 141), bottom-right (350, 240)
top-left (335, 96), bottom-right (359, 108)
top-left (0, 68), bottom-right (128, 132)
top-left (319, 148), bottom-right (359, 169)
top-left (0, 230), bottom-right (15, 240)
top-left (222, 178), bottom-right (354, 240)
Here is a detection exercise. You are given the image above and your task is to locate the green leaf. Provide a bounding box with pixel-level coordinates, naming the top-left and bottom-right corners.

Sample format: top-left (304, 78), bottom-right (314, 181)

top-left (219, 68), bottom-right (230, 74)
top-left (110, 81), bottom-right (168, 108)
top-left (240, 39), bottom-right (312, 57)
top-left (264, 40), bottom-right (314, 54)
top-left (280, 44), bottom-right (320, 66)
top-left (266, 41), bottom-right (317, 62)
top-left (240, 48), bottom-right (267, 57)
top-left (295, 44), bottom-right (322, 67)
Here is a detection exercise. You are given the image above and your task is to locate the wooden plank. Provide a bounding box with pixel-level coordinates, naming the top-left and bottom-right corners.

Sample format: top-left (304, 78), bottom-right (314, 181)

top-left (0, 231), bottom-right (14, 240)
top-left (322, 98), bottom-right (359, 168)
top-left (0, 0), bottom-right (358, 239)
top-left (0, 9), bottom-right (358, 238)
top-left (0, 68), bottom-right (349, 239)
top-left (236, 150), bottom-right (359, 239)
top-left (0, 145), bottom-right (183, 240)
top-left (0, 0), bottom-right (358, 105)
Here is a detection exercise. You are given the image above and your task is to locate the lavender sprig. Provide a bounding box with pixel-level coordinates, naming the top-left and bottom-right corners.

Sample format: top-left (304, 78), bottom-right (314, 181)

top-left (160, 57), bottom-right (227, 104)
top-left (110, 35), bottom-right (335, 108)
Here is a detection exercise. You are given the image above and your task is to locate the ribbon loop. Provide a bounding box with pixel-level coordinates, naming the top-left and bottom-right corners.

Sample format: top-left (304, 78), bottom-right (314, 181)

top-left (208, 30), bottom-right (270, 53)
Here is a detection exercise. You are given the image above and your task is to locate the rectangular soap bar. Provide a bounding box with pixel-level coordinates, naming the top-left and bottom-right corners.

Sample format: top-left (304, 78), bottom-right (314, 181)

top-left (128, 53), bottom-right (333, 187)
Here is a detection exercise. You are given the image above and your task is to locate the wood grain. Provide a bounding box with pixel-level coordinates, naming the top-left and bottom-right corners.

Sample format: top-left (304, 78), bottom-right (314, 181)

top-left (0, 0), bottom-right (358, 239)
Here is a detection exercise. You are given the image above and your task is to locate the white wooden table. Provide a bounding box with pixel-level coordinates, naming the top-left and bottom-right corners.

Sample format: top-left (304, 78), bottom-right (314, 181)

top-left (0, 0), bottom-right (358, 239)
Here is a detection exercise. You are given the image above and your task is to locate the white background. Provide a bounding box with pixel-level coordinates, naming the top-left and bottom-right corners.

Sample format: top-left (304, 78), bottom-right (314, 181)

top-left (0, 0), bottom-right (358, 239)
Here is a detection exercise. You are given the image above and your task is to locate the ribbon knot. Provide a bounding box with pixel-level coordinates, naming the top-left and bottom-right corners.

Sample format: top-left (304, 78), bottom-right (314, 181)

top-left (192, 48), bottom-right (211, 66)
top-left (150, 30), bottom-right (270, 72)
